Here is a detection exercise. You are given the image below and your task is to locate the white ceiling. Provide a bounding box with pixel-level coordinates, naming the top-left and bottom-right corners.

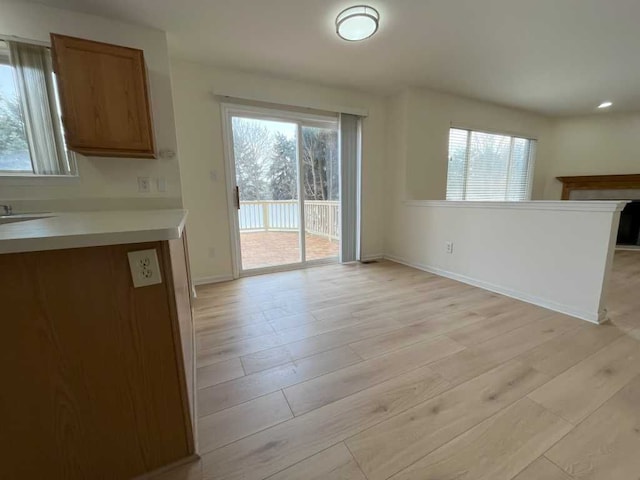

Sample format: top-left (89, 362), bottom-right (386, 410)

top-left (30, 0), bottom-right (640, 116)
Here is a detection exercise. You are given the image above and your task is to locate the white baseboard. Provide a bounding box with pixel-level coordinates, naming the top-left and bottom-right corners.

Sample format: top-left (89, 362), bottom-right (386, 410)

top-left (383, 253), bottom-right (604, 324)
top-left (360, 252), bottom-right (384, 262)
top-left (193, 274), bottom-right (234, 286)
top-left (191, 253), bottom-right (605, 324)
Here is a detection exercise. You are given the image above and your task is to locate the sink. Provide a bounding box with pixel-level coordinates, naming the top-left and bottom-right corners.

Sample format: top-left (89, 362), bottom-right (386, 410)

top-left (0, 214), bottom-right (52, 225)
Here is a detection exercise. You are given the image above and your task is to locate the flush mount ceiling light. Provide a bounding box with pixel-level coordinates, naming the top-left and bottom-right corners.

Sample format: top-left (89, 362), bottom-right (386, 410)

top-left (597, 101), bottom-right (613, 109)
top-left (336, 5), bottom-right (380, 41)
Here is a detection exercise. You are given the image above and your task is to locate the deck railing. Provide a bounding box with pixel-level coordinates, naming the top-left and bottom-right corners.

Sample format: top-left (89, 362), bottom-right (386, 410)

top-left (239, 200), bottom-right (339, 240)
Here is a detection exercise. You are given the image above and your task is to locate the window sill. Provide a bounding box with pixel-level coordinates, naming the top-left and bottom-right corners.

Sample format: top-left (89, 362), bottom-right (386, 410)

top-left (0, 174), bottom-right (80, 186)
top-left (404, 199), bottom-right (628, 212)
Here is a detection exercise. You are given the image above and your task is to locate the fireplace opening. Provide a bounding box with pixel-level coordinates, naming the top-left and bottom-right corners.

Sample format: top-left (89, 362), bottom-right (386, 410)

top-left (617, 201), bottom-right (640, 246)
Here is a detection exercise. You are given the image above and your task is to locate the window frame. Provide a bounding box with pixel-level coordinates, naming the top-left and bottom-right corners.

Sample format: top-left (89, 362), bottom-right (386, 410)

top-left (0, 36), bottom-right (78, 183)
top-left (446, 125), bottom-right (537, 202)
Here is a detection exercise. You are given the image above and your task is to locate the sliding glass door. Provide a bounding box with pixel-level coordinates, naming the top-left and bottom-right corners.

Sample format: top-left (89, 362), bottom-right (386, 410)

top-left (302, 124), bottom-right (340, 262)
top-left (227, 109), bottom-right (340, 274)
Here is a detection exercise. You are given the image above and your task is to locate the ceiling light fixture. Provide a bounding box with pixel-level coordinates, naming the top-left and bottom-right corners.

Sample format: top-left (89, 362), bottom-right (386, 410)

top-left (597, 101), bottom-right (613, 109)
top-left (336, 5), bottom-right (380, 42)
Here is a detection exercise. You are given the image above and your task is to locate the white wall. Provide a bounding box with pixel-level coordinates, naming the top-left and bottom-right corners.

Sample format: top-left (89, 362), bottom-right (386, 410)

top-left (170, 59), bottom-right (387, 283)
top-left (383, 88), bottom-right (640, 204)
top-left (541, 113), bottom-right (640, 199)
top-left (397, 88), bottom-right (554, 201)
top-left (382, 88), bottom-right (627, 323)
top-left (385, 88), bottom-right (554, 264)
top-left (386, 201), bottom-right (624, 323)
top-left (0, 1), bottom-right (182, 209)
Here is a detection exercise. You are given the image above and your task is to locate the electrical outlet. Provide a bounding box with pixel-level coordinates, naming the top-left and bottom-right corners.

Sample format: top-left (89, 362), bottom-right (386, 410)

top-left (127, 249), bottom-right (162, 288)
top-left (446, 241), bottom-right (454, 254)
top-left (137, 176), bottom-right (151, 193)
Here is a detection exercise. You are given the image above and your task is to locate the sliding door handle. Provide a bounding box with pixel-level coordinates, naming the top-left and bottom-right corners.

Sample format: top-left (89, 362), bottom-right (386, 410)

top-left (235, 186), bottom-right (240, 210)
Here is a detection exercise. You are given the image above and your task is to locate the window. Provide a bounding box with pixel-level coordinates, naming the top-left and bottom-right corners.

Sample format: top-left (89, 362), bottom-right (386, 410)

top-left (446, 128), bottom-right (536, 201)
top-left (0, 39), bottom-right (74, 176)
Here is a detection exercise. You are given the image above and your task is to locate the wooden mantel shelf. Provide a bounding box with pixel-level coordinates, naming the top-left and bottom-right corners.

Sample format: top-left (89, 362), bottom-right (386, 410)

top-left (556, 174), bottom-right (640, 200)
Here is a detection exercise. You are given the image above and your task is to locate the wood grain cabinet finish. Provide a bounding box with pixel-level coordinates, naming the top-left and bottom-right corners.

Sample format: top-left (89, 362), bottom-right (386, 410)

top-left (557, 174), bottom-right (640, 200)
top-left (0, 239), bottom-right (195, 479)
top-left (51, 34), bottom-right (156, 158)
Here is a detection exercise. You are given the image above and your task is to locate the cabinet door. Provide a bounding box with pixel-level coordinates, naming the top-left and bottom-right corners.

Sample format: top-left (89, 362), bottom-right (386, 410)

top-left (51, 34), bottom-right (156, 158)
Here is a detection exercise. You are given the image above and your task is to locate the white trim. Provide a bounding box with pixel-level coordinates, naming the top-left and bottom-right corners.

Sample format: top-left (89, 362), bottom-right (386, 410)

top-left (221, 102), bottom-right (338, 125)
top-left (0, 174), bottom-right (80, 186)
top-left (404, 200), bottom-right (629, 212)
top-left (193, 274), bottom-right (234, 286)
top-left (360, 252), bottom-right (384, 262)
top-left (296, 122), bottom-right (306, 263)
top-left (0, 34), bottom-right (49, 47)
top-left (214, 92), bottom-right (368, 117)
top-left (220, 103), bottom-right (241, 279)
top-left (383, 253), bottom-right (606, 324)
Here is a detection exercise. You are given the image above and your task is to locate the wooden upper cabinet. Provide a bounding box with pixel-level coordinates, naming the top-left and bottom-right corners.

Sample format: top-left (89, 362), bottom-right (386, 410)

top-left (51, 34), bottom-right (156, 158)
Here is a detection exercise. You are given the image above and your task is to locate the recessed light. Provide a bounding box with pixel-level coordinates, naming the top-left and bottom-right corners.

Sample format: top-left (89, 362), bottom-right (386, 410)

top-left (336, 5), bottom-right (380, 42)
top-left (597, 101), bottom-right (613, 109)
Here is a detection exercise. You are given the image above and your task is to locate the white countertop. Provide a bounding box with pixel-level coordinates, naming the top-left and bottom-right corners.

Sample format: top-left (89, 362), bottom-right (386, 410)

top-left (0, 209), bottom-right (188, 254)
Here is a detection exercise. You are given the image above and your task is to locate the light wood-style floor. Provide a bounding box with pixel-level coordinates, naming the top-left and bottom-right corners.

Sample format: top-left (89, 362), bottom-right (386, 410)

top-left (158, 251), bottom-right (640, 480)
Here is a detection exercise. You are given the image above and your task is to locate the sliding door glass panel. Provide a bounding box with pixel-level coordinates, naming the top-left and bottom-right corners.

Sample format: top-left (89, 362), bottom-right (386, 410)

top-left (301, 125), bottom-right (340, 261)
top-left (231, 116), bottom-right (300, 270)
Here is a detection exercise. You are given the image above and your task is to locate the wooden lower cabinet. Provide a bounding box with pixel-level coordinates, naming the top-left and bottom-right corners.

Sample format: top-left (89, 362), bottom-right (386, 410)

top-left (0, 237), bottom-right (195, 479)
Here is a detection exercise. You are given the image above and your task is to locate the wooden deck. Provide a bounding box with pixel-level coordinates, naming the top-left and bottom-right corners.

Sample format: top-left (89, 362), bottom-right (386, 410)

top-left (240, 231), bottom-right (339, 269)
top-left (160, 251), bottom-right (640, 480)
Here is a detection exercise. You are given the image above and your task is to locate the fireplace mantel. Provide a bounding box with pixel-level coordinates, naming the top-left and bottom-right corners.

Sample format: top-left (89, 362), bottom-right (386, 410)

top-left (556, 174), bottom-right (640, 200)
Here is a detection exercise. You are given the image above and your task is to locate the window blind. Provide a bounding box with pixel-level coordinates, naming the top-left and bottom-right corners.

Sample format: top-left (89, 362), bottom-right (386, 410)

top-left (339, 113), bottom-right (361, 263)
top-left (446, 128), bottom-right (536, 201)
top-left (1, 40), bottom-right (74, 176)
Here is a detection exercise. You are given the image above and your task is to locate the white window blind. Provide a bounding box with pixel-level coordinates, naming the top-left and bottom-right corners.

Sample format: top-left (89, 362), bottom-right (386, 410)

top-left (446, 128), bottom-right (536, 201)
top-left (0, 39), bottom-right (74, 176)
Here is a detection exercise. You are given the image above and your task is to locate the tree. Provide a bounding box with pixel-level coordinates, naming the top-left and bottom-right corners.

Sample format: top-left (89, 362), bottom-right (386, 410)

top-left (302, 127), bottom-right (339, 201)
top-left (231, 119), bottom-right (339, 202)
top-left (0, 92), bottom-right (28, 154)
top-left (269, 132), bottom-right (297, 200)
top-left (232, 118), bottom-right (272, 201)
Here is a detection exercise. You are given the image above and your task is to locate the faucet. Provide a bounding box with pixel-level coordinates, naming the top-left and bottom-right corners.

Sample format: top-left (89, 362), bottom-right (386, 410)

top-left (1, 204), bottom-right (12, 216)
